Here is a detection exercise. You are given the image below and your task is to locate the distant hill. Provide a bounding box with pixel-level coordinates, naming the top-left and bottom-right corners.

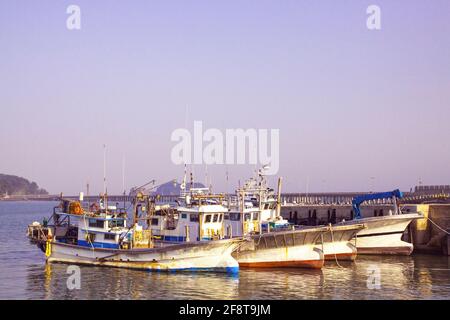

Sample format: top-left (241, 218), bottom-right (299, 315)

top-left (155, 181), bottom-right (206, 195)
top-left (0, 174), bottom-right (48, 196)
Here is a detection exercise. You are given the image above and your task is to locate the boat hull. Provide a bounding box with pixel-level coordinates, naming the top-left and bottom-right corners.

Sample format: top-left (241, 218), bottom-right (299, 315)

top-left (316, 225), bottom-right (364, 261)
top-left (338, 214), bottom-right (422, 256)
top-left (233, 229), bottom-right (326, 269)
top-left (45, 239), bottom-right (241, 273)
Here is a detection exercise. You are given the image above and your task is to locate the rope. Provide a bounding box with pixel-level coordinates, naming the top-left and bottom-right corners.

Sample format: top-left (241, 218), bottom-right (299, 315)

top-left (82, 213), bottom-right (96, 260)
top-left (426, 217), bottom-right (450, 235)
top-left (254, 234), bottom-right (263, 247)
top-left (329, 224), bottom-right (344, 269)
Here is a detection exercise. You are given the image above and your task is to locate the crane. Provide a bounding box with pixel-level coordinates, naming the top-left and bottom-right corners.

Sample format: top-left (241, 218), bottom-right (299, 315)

top-left (129, 179), bottom-right (179, 197)
top-left (352, 189), bottom-right (403, 219)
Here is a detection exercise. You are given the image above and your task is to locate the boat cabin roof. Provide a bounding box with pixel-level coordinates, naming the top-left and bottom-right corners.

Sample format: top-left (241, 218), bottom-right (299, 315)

top-left (55, 212), bottom-right (126, 221)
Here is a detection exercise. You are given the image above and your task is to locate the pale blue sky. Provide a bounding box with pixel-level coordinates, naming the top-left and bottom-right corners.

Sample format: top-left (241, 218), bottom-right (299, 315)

top-left (1, 0), bottom-right (449, 194)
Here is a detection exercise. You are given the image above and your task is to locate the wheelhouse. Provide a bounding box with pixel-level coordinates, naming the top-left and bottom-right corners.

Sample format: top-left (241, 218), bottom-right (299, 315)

top-left (43, 199), bottom-right (134, 250)
top-left (148, 192), bottom-right (228, 243)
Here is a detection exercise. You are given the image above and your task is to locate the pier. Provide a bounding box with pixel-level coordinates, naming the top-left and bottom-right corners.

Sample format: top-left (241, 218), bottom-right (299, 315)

top-left (2, 185), bottom-right (449, 205)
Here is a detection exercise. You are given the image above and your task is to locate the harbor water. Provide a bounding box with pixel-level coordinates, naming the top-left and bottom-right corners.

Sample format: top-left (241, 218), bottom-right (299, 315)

top-left (1, 201), bottom-right (450, 300)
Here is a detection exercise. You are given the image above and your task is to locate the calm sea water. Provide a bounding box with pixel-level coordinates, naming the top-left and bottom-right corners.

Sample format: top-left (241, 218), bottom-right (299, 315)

top-left (1, 201), bottom-right (450, 300)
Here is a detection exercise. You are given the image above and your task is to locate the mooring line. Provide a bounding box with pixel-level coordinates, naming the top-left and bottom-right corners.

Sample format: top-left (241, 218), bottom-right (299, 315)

top-left (426, 217), bottom-right (450, 235)
top-left (329, 224), bottom-right (344, 269)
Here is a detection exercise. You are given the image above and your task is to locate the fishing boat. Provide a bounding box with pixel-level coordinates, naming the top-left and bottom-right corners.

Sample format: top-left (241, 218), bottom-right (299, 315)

top-left (338, 214), bottom-right (422, 255)
top-left (27, 194), bottom-right (242, 273)
top-left (338, 190), bottom-right (423, 255)
top-left (282, 190), bottom-right (423, 256)
top-left (226, 168), bottom-right (364, 268)
top-left (234, 228), bottom-right (325, 269)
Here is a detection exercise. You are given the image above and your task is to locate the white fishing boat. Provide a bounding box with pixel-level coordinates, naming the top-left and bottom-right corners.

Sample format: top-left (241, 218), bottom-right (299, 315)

top-left (234, 228), bottom-right (325, 269)
top-left (285, 190), bottom-right (423, 255)
top-left (27, 195), bottom-right (242, 273)
top-left (282, 190), bottom-right (423, 256)
top-left (226, 168), bottom-right (364, 268)
top-left (298, 224), bottom-right (364, 261)
top-left (338, 190), bottom-right (422, 255)
top-left (338, 213), bottom-right (422, 255)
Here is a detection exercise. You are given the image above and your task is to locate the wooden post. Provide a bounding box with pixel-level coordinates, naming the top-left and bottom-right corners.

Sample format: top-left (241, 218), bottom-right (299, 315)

top-left (185, 225), bottom-right (190, 242)
top-left (199, 213), bottom-right (203, 241)
top-left (227, 225), bottom-right (233, 239)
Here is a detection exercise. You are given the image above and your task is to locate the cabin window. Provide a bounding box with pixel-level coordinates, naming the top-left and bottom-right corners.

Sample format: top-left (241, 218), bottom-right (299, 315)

top-left (213, 214), bottom-right (219, 223)
top-left (264, 204), bottom-right (270, 210)
top-left (230, 213), bottom-right (241, 221)
top-left (379, 209), bottom-right (384, 217)
top-left (205, 215), bottom-right (212, 223)
top-left (89, 219), bottom-right (104, 229)
top-left (181, 214), bottom-right (187, 219)
top-left (374, 210), bottom-right (378, 217)
top-left (253, 212), bottom-right (259, 221)
top-left (109, 220), bottom-right (124, 228)
top-left (219, 214), bottom-right (223, 223)
top-left (244, 213), bottom-right (251, 221)
top-left (190, 214), bottom-right (199, 222)
top-left (224, 213), bottom-right (230, 220)
top-left (151, 218), bottom-right (159, 226)
top-left (104, 233), bottom-right (116, 241)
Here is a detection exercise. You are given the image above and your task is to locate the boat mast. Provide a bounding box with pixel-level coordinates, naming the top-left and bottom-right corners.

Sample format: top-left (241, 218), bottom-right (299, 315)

top-left (87, 180), bottom-right (90, 212)
top-left (103, 144), bottom-right (108, 213)
top-left (122, 154), bottom-right (126, 212)
top-left (277, 177), bottom-right (283, 218)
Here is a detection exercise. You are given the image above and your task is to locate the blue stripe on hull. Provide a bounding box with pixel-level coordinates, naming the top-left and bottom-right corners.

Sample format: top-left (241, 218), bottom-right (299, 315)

top-left (160, 236), bottom-right (186, 242)
top-left (77, 240), bottom-right (120, 249)
top-left (148, 266), bottom-right (239, 274)
top-left (157, 236), bottom-right (217, 242)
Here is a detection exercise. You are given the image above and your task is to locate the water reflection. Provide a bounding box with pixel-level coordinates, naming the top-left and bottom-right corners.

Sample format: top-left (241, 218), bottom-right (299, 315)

top-left (28, 263), bottom-right (241, 300)
top-left (22, 255), bottom-right (450, 300)
top-left (237, 269), bottom-right (324, 300)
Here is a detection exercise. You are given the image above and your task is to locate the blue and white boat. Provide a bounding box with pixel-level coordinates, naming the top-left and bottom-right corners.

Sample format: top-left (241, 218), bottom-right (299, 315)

top-left (27, 195), bottom-right (242, 273)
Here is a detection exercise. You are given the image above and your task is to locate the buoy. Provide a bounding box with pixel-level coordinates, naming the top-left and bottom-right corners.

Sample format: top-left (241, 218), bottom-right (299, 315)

top-left (45, 239), bottom-right (52, 257)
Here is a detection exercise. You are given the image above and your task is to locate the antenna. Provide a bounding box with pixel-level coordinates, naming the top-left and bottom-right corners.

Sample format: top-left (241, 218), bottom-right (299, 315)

top-left (87, 180), bottom-right (90, 212)
top-left (103, 144), bottom-right (107, 195)
top-left (306, 176), bottom-right (310, 204)
top-left (226, 167), bottom-right (229, 194)
top-left (205, 164), bottom-right (209, 191)
top-left (122, 155), bottom-right (126, 193)
top-left (122, 154), bottom-right (126, 210)
top-left (180, 164), bottom-right (187, 191)
top-left (103, 144), bottom-right (108, 211)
